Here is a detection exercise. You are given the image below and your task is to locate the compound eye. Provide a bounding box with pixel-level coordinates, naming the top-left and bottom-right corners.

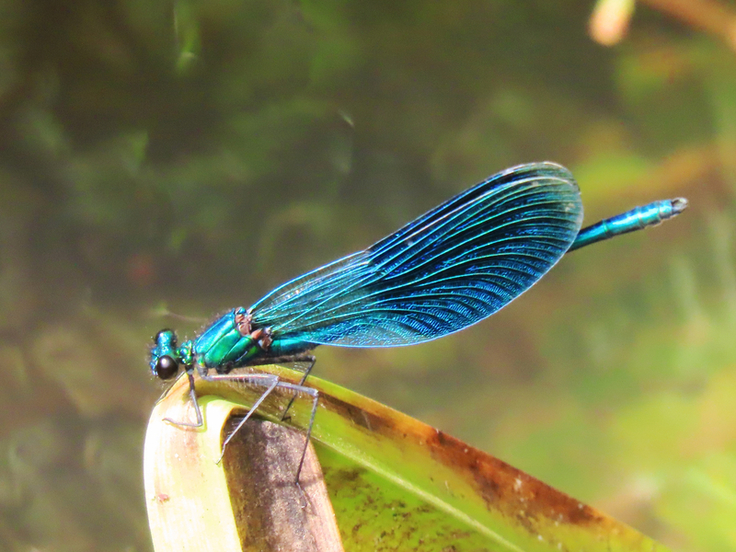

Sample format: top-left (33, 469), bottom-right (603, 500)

top-left (154, 355), bottom-right (179, 380)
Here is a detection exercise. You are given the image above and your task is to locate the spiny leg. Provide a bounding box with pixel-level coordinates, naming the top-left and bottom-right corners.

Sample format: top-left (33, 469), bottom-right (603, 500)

top-left (205, 372), bottom-right (282, 463)
top-left (163, 371), bottom-right (204, 428)
top-left (269, 380), bottom-right (320, 486)
top-left (202, 371), bottom-right (320, 485)
top-left (280, 356), bottom-right (316, 422)
top-left (237, 353), bottom-right (317, 421)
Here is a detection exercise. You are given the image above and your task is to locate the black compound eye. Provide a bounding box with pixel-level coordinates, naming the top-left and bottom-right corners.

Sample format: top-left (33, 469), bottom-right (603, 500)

top-left (155, 355), bottom-right (179, 380)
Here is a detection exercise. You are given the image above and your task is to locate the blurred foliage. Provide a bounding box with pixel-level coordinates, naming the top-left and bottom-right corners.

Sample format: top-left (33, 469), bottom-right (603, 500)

top-left (0, 0), bottom-right (733, 551)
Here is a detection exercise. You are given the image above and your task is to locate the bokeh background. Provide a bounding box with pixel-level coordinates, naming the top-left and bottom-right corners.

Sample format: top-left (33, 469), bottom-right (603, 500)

top-left (0, 0), bottom-right (734, 550)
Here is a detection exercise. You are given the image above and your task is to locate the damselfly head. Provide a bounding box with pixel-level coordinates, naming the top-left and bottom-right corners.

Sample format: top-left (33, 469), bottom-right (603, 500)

top-left (150, 328), bottom-right (181, 380)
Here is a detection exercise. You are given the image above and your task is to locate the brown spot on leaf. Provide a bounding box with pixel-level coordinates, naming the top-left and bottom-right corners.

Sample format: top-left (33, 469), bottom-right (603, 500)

top-left (422, 426), bottom-right (603, 530)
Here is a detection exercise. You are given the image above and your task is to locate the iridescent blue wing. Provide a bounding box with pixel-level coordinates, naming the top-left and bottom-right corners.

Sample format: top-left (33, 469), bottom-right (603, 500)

top-left (250, 162), bottom-right (583, 347)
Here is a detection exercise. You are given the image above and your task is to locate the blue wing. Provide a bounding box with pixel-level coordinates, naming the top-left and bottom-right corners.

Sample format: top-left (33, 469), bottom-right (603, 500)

top-left (250, 162), bottom-right (583, 348)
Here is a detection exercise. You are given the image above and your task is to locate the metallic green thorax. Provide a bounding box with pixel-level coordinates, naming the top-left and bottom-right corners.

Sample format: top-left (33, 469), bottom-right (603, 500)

top-left (150, 308), bottom-right (263, 377)
top-left (192, 308), bottom-right (262, 371)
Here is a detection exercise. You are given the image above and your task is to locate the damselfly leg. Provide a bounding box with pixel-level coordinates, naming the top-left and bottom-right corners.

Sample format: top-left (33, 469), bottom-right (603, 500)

top-left (170, 369), bottom-right (320, 484)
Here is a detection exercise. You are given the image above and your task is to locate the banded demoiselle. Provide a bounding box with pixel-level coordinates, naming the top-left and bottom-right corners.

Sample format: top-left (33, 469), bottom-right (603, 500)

top-left (149, 162), bottom-right (687, 479)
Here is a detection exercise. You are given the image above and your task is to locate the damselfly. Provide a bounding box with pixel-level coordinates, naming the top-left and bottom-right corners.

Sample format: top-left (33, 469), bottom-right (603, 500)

top-left (150, 162), bottom-right (687, 480)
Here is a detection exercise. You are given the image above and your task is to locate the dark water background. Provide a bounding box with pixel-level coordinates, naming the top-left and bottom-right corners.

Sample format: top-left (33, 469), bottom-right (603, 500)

top-left (0, 1), bottom-right (733, 550)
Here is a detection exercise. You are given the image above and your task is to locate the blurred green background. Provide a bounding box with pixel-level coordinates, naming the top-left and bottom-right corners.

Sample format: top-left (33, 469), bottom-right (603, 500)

top-left (0, 0), bottom-right (733, 550)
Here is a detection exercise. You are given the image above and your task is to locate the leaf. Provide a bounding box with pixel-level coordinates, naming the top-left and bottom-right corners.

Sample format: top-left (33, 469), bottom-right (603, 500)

top-left (145, 366), bottom-right (670, 551)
